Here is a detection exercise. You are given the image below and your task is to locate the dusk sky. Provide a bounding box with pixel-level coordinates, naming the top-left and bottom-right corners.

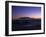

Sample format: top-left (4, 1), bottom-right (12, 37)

top-left (12, 6), bottom-right (41, 19)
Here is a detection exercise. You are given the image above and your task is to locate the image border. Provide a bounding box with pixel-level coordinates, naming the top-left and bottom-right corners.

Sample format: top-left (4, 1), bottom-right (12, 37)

top-left (5, 1), bottom-right (45, 36)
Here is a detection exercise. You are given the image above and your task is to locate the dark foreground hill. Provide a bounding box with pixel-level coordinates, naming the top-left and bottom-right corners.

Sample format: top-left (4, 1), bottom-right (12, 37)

top-left (12, 17), bottom-right (41, 31)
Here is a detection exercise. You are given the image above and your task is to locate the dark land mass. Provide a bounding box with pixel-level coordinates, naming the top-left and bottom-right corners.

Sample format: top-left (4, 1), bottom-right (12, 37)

top-left (12, 17), bottom-right (41, 31)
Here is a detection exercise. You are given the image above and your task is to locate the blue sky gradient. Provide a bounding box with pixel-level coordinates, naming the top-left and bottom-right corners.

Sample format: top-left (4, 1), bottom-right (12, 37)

top-left (12, 6), bottom-right (41, 19)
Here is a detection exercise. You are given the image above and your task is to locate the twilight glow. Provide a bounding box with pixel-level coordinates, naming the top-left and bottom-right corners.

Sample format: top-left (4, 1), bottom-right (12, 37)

top-left (12, 6), bottom-right (41, 19)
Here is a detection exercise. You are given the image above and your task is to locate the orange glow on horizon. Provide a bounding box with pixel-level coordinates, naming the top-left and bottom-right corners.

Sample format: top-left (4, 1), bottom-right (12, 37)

top-left (30, 16), bottom-right (41, 19)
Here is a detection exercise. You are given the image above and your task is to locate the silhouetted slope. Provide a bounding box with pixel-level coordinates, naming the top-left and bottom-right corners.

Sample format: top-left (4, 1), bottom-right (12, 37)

top-left (12, 17), bottom-right (41, 31)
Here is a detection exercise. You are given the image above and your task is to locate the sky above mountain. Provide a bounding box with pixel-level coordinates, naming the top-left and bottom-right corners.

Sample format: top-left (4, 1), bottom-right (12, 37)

top-left (12, 6), bottom-right (41, 19)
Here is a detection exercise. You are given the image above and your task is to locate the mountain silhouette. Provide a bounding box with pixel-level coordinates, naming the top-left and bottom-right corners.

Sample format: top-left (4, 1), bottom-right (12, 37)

top-left (15, 17), bottom-right (34, 20)
top-left (14, 17), bottom-right (40, 21)
top-left (19, 17), bottom-right (31, 19)
top-left (12, 17), bottom-right (41, 31)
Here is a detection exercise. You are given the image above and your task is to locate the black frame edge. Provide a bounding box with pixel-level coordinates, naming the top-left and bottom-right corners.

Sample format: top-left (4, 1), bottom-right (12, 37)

top-left (5, 1), bottom-right (9, 36)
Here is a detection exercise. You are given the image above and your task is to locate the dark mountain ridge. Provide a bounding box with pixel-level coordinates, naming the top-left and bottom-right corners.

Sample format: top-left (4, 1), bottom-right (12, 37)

top-left (13, 17), bottom-right (41, 20)
top-left (12, 17), bottom-right (41, 31)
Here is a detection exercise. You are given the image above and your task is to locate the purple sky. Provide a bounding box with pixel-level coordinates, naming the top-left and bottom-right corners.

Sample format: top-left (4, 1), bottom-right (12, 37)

top-left (12, 6), bottom-right (41, 19)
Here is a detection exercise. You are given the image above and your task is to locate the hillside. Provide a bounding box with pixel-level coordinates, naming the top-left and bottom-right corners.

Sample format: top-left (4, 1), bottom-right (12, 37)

top-left (12, 17), bottom-right (41, 31)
